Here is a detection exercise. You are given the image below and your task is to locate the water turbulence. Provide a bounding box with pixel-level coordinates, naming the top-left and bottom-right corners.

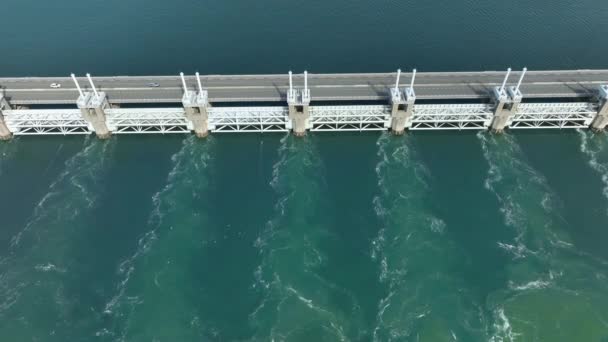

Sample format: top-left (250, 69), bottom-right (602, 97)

top-left (250, 135), bottom-right (350, 341)
top-left (0, 137), bottom-right (115, 340)
top-left (479, 132), bottom-right (608, 341)
top-left (371, 133), bottom-right (486, 342)
top-left (103, 136), bottom-right (215, 341)
top-left (579, 130), bottom-right (608, 213)
top-left (0, 139), bottom-right (19, 177)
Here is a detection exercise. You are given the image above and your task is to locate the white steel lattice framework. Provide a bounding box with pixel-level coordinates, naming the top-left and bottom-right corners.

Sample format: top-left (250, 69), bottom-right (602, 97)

top-left (105, 108), bottom-right (190, 134)
top-left (3, 109), bottom-right (91, 135)
top-left (2, 103), bottom-right (602, 136)
top-left (410, 104), bottom-right (494, 130)
top-left (509, 103), bottom-right (598, 129)
top-left (208, 107), bottom-right (288, 132)
top-left (310, 105), bottom-right (390, 131)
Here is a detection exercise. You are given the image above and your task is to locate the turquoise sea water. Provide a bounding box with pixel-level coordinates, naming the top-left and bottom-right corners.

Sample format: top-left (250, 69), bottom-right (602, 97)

top-left (2, 0), bottom-right (608, 341)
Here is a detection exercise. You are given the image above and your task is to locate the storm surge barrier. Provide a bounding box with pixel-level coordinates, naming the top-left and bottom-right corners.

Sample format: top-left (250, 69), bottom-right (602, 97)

top-left (1, 68), bottom-right (607, 140)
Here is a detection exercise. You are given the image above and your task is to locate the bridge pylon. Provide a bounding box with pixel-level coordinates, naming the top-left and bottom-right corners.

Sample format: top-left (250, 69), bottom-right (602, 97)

top-left (490, 68), bottom-right (525, 133)
top-left (181, 72), bottom-right (209, 137)
top-left (0, 95), bottom-right (13, 140)
top-left (287, 71), bottom-right (311, 136)
top-left (389, 69), bottom-right (416, 134)
top-left (73, 74), bottom-right (112, 139)
top-left (590, 85), bottom-right (608, 132)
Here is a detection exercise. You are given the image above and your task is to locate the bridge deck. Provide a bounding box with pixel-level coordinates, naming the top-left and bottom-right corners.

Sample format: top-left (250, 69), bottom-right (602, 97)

top-left (1, 70), bottom-right (607, 105)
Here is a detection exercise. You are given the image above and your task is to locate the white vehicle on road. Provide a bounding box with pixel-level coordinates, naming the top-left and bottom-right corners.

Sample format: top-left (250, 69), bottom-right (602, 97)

top-left (50, 83), bottom-right (61, 88)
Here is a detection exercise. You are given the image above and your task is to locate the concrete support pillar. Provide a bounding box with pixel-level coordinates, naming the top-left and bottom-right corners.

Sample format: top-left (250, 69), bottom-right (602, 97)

top-left (287, 71), bottom-right (311, 136)
top-left (388, 69), bottom-right (416, 135)
top-left (0, 115), bottom-right (10, 141)
top-left (490, 88), bottom-right (511, 133)
top-left (591, 85), bottom-right (608, 132)
top-left (77, 92), bottom-right (111, 139)
top-left (389, 88), bottom-right (415, 135)
top-left (288, 102), bottom-right (310, 136)
top-left (490, 68), bottom-right (526, 133)
top-left (490, 69), bottom-right (512, 133)
top-left (491, 87), bottom-right (523, 133)
top-left (182, 90), bottom-right (209, 138)
top-left (184, 105), bottom-right (209, 138)
top-left (181, 73), bottom-right (210, 138)
top-left (0, 96), bottom-right (12, 141)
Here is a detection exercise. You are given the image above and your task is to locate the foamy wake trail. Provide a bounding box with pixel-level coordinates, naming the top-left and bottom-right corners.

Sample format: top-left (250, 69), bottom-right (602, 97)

top-left (477, 131), bottom-right (608, 340)
top-left (102, 136), bottom-right (215, 341)
top-left (9, 138), bottom-right (113, 249)
top-left (488, 308), bottom-right (518, 342)
top-left (578, 129), bottom-right (608, 211)
top-left (0, 137), bottom-right (115, 338)
top-left (371, 133), bottom-right (486, 341)
top-left (250, 135), bottom-right (350, 341)
top-left (477, 131), bottom-right (564, 257)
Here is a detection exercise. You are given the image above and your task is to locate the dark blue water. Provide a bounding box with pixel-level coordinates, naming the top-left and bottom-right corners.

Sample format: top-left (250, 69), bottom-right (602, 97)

top-left (2, 0), bottom-right (608, 341)
top-left (2, 0), bottom-right (608, 76)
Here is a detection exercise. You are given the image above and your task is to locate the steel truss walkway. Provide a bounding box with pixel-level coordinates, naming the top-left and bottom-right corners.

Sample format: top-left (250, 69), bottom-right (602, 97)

top-left (106, 108), bottom-right (189, 134)
top-left (509, 103), bottom-right (598, 129)
top-left (209, 107), bottom-right (288, 132)
top-left (310, 105), bottom-right (390, 131)
top-left (1, 102), bottom-right (604, 135)
top-left (411, 104), bottom-right (494, 130)
top-left (2, 109), bottom-right (89, 135)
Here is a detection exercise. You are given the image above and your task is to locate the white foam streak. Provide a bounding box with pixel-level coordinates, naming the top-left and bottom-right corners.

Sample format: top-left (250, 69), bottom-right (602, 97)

top-left (497, 242), bottom-right (527, 259)
top-left (489, 308), bottom-right (518, 342)
top-left (372, 290), bottom-right (395, 342)
top-left (252, 136), bottom-right (351, 340)
top-left (430, 217), bottom-right (446, 234)
top-left (372, 133), bottom-right (453, 340)
top-left (578, 129), bottom-right (608, 209)
top-left (478, 131), bottom-right (558, 259)
top-left (509, 279), bottom-right (551, 291)
top-left (10, 139), bottom-right (113, 249)
top-left (34, 263), bottom-right (66, 273)
top-left (0, 138), bottom-right (115, 336)
top-left (103, 137), bottom-right (211, 317)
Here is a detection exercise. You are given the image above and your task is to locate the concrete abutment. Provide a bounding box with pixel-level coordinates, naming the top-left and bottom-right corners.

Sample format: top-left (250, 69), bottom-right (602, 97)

top-left (388, 69), bottom-right (416, 135)
top-left (180, 72), bottom-right (210, 138)
top-left (288, 103), bottom-right (310, 136)
top-left (182, 89), bottom-right (210, 138)
top-left (389, 88), bottom-right (415, 135)
top-left (287, 71), bottom-right (311, 136)
top-left (77, 92), bottom-right (112, 139)
top-left (0, 96), bottom-right (13, 140)
top-left (591, 85), bottom-right (608, 132)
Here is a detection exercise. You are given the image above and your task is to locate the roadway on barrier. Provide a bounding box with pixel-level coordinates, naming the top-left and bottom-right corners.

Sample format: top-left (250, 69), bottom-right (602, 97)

top-left (1, 70), bottom-right (607, 105)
